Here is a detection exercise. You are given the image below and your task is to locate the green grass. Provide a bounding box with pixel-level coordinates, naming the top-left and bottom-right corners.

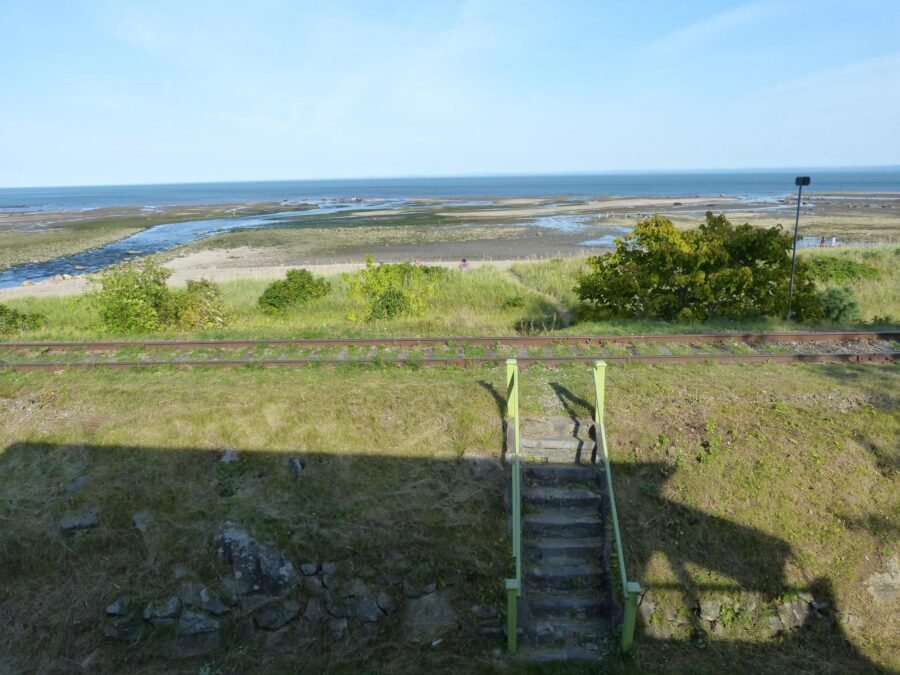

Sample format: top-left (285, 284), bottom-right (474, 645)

top-left (1, 361), bottom-right (897, 673)
top-left (4, 246), bottom-right (897, 343)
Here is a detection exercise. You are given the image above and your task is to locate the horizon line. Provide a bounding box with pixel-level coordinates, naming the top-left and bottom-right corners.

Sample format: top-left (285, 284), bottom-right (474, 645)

top-left (3, 164), bottom-right (899, 191)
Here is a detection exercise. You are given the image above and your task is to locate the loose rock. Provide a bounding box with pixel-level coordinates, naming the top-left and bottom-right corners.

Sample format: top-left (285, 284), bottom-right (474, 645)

top-left (60, 510), bottom-right (100, 535)
top-left (865, 556), bottom-right (900, 605)
top-left (178, 610), bottom-right (219, 636)
top-left (143, 596), bottom-right (181, 625)
top-left (404, 590), bottom-right (457, 642)
top-left (220, 448), bottom-right (239, 464)
top-left (254, 600), bottom-right (300, 631)
top-left (132, 512), bottom-right (152, 534)
top-left (65, 475), bottom-right (90, 499)
top-left (300, 562), bottom-right (318, 576)
top-left (376, 591), bottom-right (396, 615)
top-left (215, 524), bottom-right (297, 596)
top-left (357, 596), bottom-right (382, 623)
top-left (105, 597), bottom-right (129, 616)
top-left (103, 616), bottom-right (142, 642)
top-left (778, 598), bottom-right (812, 629)
top-left (288, 456), bottom-right (304, 479)
top-left (178, 582), bottom-right (229, 616)
top-left (698, 598), bottom-right (721, 622)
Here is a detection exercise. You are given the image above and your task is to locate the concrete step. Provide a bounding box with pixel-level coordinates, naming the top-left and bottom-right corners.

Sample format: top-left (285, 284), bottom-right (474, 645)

top-left (526, 537), bottom-right (604, 565)
top-left (524, 486), bottom-right (602, 509)
top-left (527, 618), bottom-right (610, 645)
top-left (521, 449), bottom-right (594, 464)
top-left (515, 646), bottom-right (603, 663)
top-left (524, 463), bottom-right (599, 487)
top-left (526, 564), bottom-right (605, 591)
top-left (521, 438), bottom-right (596, 451)
top-left (526, 590), bottom-right (608, 618)
top-left (520, 416), bottom-right (594, 440)
top-left (524, 510), bottom-right (604, 538)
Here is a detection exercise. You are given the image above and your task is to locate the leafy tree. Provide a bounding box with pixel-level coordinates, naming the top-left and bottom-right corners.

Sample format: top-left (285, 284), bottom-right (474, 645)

top-left (575, 212), bottom-right (823, 322)
top-left (343, 257), bottom-right (442, 321)
top-left (258, 269), bottom-right (330, 313)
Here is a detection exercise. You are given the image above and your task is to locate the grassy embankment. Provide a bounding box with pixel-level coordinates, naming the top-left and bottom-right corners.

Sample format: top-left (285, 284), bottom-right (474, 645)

top-left (1, 361), bottom-right (897, 673)
top-left (0, 203), bottom-right (313, 272)
top-left (2, 245), bottom-right (898, 343)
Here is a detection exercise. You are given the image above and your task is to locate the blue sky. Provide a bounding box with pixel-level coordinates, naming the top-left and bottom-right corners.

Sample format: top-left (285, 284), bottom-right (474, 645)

top-left (1, 0), bottom-right (899, 187)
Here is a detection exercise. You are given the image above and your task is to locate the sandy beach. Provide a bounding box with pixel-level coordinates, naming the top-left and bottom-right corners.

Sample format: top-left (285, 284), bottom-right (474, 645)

top-left (0, 248), bottom-right (522, 301)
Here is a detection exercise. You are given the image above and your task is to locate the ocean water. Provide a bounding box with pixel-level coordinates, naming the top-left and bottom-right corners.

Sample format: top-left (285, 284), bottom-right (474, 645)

top-left (1, 170), bottom-right (897, 289)
top-left (2, 169), bottom-right (898, 211)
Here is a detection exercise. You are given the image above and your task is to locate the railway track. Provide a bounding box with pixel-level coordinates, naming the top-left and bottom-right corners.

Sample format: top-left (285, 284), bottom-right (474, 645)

top-left (0, 331), bottom-right (897, 370)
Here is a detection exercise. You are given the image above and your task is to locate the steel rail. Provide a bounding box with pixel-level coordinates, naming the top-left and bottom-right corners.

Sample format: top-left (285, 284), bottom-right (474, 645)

top-left (0, 330), bottom-right (897, 352)
top-left (2, 351), bottom-right (897, 371)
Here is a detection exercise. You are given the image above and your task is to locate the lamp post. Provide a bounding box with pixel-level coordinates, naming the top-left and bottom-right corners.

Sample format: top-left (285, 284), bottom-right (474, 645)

top-left (786, 176), bottom-right (811, 321)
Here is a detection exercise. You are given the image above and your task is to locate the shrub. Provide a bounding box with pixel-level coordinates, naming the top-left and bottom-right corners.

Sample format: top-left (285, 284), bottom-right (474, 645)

top-left (805, 257), bottom-right (881, 284)
top-left (0, 303), bottom-right (45, 336)
top-left (818, 287), bottom-right (860, 323)
top-left (575, 212), bottom-right (823, 322)
top-left (343, 257), bottom-right (441, 321)
top-left (165, 279), bottom-right (228, 329)
top-left (89, 258), bottom-right (171, 332)
top-left (90, 258), bottom-right (228, 332)
top-left (258, 269), bottom-right (330, 313)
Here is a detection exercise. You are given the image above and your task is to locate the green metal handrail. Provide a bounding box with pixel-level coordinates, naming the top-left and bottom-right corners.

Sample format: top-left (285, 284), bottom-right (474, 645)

top-left (505, 358), bottom-right (522, 653)
top-left (593, 360), bottom-right (641, 653)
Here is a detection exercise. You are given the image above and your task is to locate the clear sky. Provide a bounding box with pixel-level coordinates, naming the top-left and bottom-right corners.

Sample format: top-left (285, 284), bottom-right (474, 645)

top-left (2, 0), bottom-right (899, 187)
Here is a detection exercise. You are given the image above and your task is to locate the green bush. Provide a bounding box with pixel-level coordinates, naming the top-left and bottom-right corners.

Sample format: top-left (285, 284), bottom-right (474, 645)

top-left (258, 269), bottom-right (330, 313)
top-left (89, 258), bottom-right (172, 332)
top-left (805, 256), bottom-right (881, 284)
top-left (575, 212), bottom-right (823, 322)
top-left (90, 258), bottom-right (228, 332)
top-left (818, 287), bottom-right (861, 323)
top-left (343, 257), bottom-right (442, 321)
top-left (0, 303), bottom-right (45, 336)
top-left (165, 279), bottom-right (228, 329)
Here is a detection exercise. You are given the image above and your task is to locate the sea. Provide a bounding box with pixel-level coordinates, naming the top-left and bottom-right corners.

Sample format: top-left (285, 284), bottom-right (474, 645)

top-left (1, 170), bottom-right (897, 289)
top-left (2, 169), bottom-right (899, 211)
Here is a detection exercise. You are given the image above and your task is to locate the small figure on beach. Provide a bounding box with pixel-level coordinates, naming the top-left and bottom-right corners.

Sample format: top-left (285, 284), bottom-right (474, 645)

top-left (459, 258), bottom-right (469, 271)
top-left (820, 236), bottom-right (826, 247)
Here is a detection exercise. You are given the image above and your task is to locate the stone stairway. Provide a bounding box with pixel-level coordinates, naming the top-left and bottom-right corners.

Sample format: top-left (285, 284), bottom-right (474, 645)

top-left (509, 417), bottom-right (617, 662)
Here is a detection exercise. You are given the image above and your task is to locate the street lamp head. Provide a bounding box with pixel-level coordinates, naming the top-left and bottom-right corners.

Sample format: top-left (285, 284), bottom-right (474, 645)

top-left (795, 176), bottom-right (811, 186)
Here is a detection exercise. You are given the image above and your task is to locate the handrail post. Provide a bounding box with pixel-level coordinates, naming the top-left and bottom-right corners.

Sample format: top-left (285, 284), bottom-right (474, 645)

top-left (622, 581), bottom-right (641, 653)
top-left (593, 360), bottom-right (606, 426)
top-left (505, 578), bottom-right (519, 653)
top-left (593, 360), bottom-right (641, 654)
top-left (505, 359), bottom-right (523, 653)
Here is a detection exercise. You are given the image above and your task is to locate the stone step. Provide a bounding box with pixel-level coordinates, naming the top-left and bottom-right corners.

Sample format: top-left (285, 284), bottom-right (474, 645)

top-left (520, 416), bottom-right (594, 439)
top-left (524, 464), bottom-right (599, 487)
top-left (515, 647), bottom-right (603, 664)
top-left (521, 449), bottom-right (594, 465)
top-left (521, 438), bottom-right (596, 451)
top-left (524, 510), bottom-right (604, 539)
top-left (526, 564), bottom-right (605, 591)
top-left (526, 590), bottom-right (608, 618)
top-left (525, 537), bottom-right (604, 565)
top-left (524, 486), bottom-right (602, 509)
top-left (527, 618), bottom-right (610, 645)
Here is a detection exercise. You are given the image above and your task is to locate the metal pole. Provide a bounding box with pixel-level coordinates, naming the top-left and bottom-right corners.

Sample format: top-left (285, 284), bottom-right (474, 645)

top-left (787, 178), bottom-right (808, 320)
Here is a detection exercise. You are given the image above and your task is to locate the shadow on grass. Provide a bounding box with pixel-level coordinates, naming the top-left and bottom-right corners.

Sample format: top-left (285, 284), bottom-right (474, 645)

top-left (0, 439), bottom-right (890, 674)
